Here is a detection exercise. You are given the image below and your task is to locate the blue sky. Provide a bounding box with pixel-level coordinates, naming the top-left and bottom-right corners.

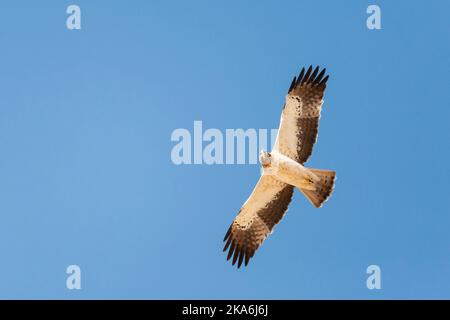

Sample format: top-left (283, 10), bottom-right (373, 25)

top-left (0, 1), bottom-right (449, 299)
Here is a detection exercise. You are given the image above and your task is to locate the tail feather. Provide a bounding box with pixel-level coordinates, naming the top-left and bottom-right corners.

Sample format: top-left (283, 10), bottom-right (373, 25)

top-left (300, 168), bottom-right (336, 208)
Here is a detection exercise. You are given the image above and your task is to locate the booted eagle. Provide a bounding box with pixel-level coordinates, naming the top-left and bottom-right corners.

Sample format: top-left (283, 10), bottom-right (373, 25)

top-left (223, 66), bottom-right (336, 268)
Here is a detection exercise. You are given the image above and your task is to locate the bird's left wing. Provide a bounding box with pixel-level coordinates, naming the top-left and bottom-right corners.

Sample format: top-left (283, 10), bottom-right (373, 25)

top-left (223, 176), bottom-right (294, 268)
top-left (273, 66), bottom-right (329, 164)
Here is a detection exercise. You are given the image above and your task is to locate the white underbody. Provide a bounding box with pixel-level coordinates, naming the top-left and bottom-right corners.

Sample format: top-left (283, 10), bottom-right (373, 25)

top-left (261, 151), bottom-right (318, 191)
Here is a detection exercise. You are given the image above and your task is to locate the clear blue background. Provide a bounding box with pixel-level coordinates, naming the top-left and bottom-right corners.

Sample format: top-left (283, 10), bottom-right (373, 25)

top-left (0, 0), bottom-right (449, 299)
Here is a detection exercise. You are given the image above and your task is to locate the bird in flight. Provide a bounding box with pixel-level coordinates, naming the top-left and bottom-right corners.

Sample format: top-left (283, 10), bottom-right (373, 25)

top-left (223, 66), bottom-right (336, 268)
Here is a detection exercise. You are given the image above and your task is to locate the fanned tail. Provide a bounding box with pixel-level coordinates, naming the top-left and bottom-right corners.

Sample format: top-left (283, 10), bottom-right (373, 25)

top-left (299, 168), bottom-right (336, 208)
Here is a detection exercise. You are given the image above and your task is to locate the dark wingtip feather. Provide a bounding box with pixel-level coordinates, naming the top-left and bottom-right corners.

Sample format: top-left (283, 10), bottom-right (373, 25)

top-left (237, 250), bottom-right (245, 268)
top-left (223, 236), bottom-right (232, 252)
top-left (302, 65), bottom-right (313, 84)
top-left (297, 67), bottom-right (305, 83)
top-left (232, 247), bottom-right (240, 266)
top-left (292, 66), bottom-right (329, 87)
top-left (309, 66), bottom-right (319, 82)
top-left (223, 225), bottom-right (232, 242)
top-left (319, 74), bottom-right (329, 86)
top-left (244, 251), bottom-right (250, 266)
top-left (227, 241), bottom-right (236, 261)
top-left (315, 68), bottom-right (326, 84)
top-left (288, 76), bottom-right (296, 93)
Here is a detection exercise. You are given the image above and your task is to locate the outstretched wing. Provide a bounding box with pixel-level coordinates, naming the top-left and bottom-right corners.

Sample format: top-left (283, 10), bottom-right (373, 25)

top-left (223, 176), bottom-right (294, 268)
top-left (273, 66), bottom-right (329, 164)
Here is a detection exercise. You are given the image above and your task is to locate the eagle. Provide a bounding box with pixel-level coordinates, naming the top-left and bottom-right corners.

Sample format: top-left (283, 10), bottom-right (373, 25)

top-left (223, 65), bottom-right (336, 268)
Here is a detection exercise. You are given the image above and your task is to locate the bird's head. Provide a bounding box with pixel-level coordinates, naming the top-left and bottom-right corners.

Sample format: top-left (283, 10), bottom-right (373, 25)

top-left (259, 150), bottom-right (272, 168)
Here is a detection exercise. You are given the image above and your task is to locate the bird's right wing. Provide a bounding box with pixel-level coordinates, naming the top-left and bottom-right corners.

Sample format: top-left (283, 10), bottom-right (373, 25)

top-left (223, 176), bottom-right (294, 268)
